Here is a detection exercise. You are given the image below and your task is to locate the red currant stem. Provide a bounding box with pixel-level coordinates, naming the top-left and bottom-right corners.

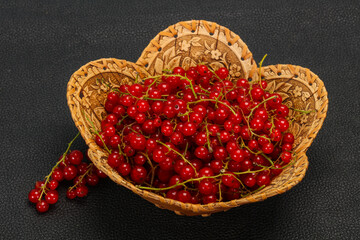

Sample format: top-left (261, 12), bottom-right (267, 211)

top-left (134, 74), bottom-right (139, 84)
top-left (84, 113), bottom-right (111, 154)
top-left (232, 174), bottom-right (246, 189)
top-left (156, 140), bottom-right (197, 174)
top-left (260, 153), bottom-right (274, 167)
top-left (163, 74), bottom-right (198, 99)
top-left (257, 54), bottom-right (268, 85)
top-left (207, 67), bottom-right (223, 82)
top-left (120, 122), bottom-right (136, 145)
top-left (138, 172), bottom-right (249, 192)
top-left (203, 120), bottom-right (213, 153)
top-left (269, 116), bottom-right (275, 133)
top-left (143, 97), bottom-right (167, 101)
top-left (198, 85), bottom-right (210, 93)
top-left (143, 153), bottom-right (156, 186)
top-left (184, 142), bottom-right (189, 156)
top-left (38, 132), bottom-right (81, 201)
top-left (218, 179), bottom-right (223, 202)
top-left (137, 174), bottom-right (222, 191)
top-left (130, 128), bottom-right (149, 138)
top-left (244, 117), bottom-right (271, 141)
top-left (68, 163), bottom-right (94, 191)
top-left (248, 95), bottom-right (276, 118)
top-left (216, 133), bottom-right (224, 147)
top-left (239, 138), bottom-right (261, 155)
top-left (111, 88), bottom-right (120, 93)
top-left (233, 168), bottom-right (267, 175)
top-left (116, 115), bottom-right (129, 126)
top-left (290, 107), bottom-right (314, 114)
top-left (96, 78), bottom-right (111, 90)
top-left (272, 156), bottom-right (297, 169)
top-left (241, 185), bottom-right (265, 198)
top-left (223, 159), bottom-right (230, 170)
top-left (188, 99), bottom-right (236, 115)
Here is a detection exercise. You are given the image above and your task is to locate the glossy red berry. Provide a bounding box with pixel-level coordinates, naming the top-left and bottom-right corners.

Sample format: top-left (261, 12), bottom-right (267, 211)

top-left (244, 175), bottom-right (256, 187)
top-left (256, 173), bottom-right (270, 186)
top-left (66, 189), bottom-right (77, 199)
top-left (281, 151), bottom-right (292, 163)
top-left (76, 186), bottom-right (89, 197)
top-left (130, 166), bottom-right (147, 183)
top-left (36, 200), bottom-right (49, 213)
top-left (68, 150), bottom-right (83, 165)
top-left (177, 190), bottom-right (192, 203)
top-left (117, 162), bottom-right (131, 176)
top-left (45, 190), bottom-right (59, 204)
top-left (180, 166), bottom-right (195, 180)
top-left (86, 174), bottom-right (99, 186)
top-left (202, 194), bottom-right (217, 204)
top-left (48, 180), bottom-right (59, 190)
top-left (28, 189), bottom-right (41, 203)
top-left (52, 168), bottom-right (64, 182)
top-left (63, 165), bottom-right (78, 181)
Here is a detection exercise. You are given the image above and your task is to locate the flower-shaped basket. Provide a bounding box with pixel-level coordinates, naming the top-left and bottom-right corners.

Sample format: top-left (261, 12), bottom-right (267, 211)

top-left (67, 20), bottom-right (328, 216)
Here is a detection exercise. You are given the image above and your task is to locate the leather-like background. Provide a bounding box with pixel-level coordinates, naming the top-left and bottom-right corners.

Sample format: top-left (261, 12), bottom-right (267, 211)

top-left (1, 0), bottom-right (359, 239)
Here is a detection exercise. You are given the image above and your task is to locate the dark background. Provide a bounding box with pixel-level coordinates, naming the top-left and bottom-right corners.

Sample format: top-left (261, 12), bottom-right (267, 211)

top-left (1, 0), bottom-right (359, 239)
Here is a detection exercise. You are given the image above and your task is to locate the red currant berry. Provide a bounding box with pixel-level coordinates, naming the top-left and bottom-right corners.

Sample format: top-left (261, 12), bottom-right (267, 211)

top-left (130, 166), bottom-right (147, 183)
top-left (177, 190), bottom-right (192, 203)
top-left (66, 189), bottom-right (77, 199)
top-left (282, 133), bottom-right (295, 144)
top-left (28, 189), bottom-right (41, 203)
top-left (36, 200), bottom-right (49, 213)
top-left (166, 189), bottom-right (178, 200)
top-left (63, 165), bottom-right (78, 181)
top-left (281, 151), bottom-right (292, 163)
top-left (271, 164), bottom-right (283, 176)
top-left (86, 174), bottom-right (99, 186)
top-left (76, 186), bottom-right (89, 198)
top-left (107, 152), bottom-right (122, 168)
top-left (244, 175), bottom-right (256, 187)
top-left (117, 162), bottom-right (131, 176)
top-left (202, 194), bottom-right (217, 204)
top-left (52, 168), bottom-right (64, 182)
top-left (180, 166), bottom-right (195, 180)
top-left (94, 167), bottom-right (108, 178)
top-left (256, 173), bottom-right (270, 186)
top-left (215, 67), bottom-right (229, 80)
top-left (45, 190), bottom-right (59, 204)
top-left (68, 150), bottom-right (84, 165)
top-left (48, 179), bottom-right (59, 190)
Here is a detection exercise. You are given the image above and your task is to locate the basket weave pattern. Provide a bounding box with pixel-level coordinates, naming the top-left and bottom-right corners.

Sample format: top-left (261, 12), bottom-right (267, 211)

top-left (67, 20), bottom-right (328, 216)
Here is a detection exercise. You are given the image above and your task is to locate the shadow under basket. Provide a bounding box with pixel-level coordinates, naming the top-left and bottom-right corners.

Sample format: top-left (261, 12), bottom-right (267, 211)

top-left (67, 20), bottom-right (328, 216)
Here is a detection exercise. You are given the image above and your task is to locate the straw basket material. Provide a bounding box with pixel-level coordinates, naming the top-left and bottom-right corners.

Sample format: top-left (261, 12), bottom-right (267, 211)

top-left (67, 20), bottom-right (328, 216)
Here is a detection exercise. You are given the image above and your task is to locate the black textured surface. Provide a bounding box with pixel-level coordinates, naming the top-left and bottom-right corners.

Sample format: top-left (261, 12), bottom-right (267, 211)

top-left (1, 0), bottom-right (359, 239)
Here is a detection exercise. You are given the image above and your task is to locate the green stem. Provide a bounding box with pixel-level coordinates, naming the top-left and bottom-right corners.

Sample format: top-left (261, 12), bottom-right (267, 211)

top-left (143, 97), bottom-right (167, 101)
top-left (84, 112), bottom-right (111, 154)
top-left (290, 108), bottom-right (314, 114)
top-left (156, 140), bottom-right (197, 174)
top-left (188, 99), bottom-right (236, 115)
top-left (260, 153), bottom-right (274, 167)
top-left (258, 54), bottom-right (268, 84)
top-left (241, 185), bottom-right (265, 197)
top-left (38, 132), bottom-right (80, 201)
top-left (68, 163), bottom-right (93, 191)
top-left (248, 95), bottom-right (276, 117)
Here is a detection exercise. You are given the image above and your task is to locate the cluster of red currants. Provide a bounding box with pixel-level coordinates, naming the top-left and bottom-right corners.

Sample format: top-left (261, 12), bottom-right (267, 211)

top-left (28, 134), bottom-right (107, 213)
top-left (94, 64), bottom-right (295, 204)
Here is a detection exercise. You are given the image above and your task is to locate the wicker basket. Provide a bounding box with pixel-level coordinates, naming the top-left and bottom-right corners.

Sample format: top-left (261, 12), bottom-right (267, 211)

top-left (67, 20), bottom-right (328, 216)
